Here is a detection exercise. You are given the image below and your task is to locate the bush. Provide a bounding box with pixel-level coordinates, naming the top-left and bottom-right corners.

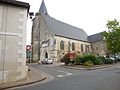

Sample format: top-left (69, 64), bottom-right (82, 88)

top-left (74, 54), bottom-right (83, 65)
top-left (104, 58), bottom-right (113, 64)
top-left (83, 54), bottom-right (97, 65)
top-left (94, 58), bottom-right (102, 65)
top-left (70, 60), bottom-right (75, 64)
top-left (62, 54), bottom-right (70, 65)
top-left (83, 61), bottom-right (93, 66)
top-left (97, 56), bottom-right (106, 64)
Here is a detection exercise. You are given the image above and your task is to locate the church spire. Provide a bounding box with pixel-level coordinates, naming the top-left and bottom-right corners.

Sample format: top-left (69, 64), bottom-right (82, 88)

top-left (39, 0), bottom-right (48, 15)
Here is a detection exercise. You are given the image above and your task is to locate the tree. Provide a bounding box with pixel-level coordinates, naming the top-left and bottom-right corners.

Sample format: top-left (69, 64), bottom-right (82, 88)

top-left (102, 19), bottom-right (120, 55)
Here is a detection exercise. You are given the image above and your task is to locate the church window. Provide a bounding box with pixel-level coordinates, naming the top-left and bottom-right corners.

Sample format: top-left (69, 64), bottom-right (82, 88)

top-left (81, 44), bottom-right (83, 52)
top-left (60, 41), bottom-right (64, 50)
top-left (96, 47), bottom-right (99, 50)
top-left (72, 43), bottom-right (75, 51)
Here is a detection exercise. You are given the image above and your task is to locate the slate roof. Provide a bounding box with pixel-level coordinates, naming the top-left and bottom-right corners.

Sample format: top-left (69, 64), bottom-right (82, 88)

top-left (39, 0), bottom-right (88, 41)
top-left (88, 32), bottom-right (103, 42)
top-left (0, 0), bottom-right (30, 9)
top-left (39, 0), bottom-right (48, 15)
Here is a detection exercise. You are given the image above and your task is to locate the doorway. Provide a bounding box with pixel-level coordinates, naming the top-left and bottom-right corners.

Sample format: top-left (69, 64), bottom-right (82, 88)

top-left (45, 52), bottom-right (48, 58)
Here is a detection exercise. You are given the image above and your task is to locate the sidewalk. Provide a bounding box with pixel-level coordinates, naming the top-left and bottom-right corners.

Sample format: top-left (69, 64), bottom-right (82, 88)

top-left (61, 63), bottom-right (120, 70)
top-left (0, 66), bottom-right (47, 90)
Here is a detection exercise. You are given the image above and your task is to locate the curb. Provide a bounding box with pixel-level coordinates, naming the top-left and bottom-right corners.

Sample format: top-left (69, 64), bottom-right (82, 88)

top-left (1, 77), bottom-right (47, 90)
top-left (61, 64), bottom-right (115, 71)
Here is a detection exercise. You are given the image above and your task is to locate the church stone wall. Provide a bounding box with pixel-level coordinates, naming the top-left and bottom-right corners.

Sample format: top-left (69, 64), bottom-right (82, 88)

top-left (54, 36), bottom-right (91, 62)
top-left (91, 41), bottom-right (107, 56)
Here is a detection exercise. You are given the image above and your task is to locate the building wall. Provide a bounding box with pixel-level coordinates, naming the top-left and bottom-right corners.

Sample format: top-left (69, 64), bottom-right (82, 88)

top-left (91, 41), bottom-right (107, 56)
top-left (54, 36), bottom-right (91, 61)
top-left (0, 4), bottom-right (28, 83)
top-left (32, 13), bottom-right (54, 61)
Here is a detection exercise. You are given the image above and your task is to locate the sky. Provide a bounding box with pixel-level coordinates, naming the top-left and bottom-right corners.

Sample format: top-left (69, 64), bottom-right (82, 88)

top-left (18, 0), bottom-right (120, 45)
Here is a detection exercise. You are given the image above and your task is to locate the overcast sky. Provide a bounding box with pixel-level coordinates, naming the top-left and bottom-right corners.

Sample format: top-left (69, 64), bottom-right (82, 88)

top-left (18, 0), bottom-right (120, 45)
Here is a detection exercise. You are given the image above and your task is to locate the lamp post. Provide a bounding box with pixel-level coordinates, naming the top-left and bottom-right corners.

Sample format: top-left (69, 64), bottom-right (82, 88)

top-left (29, 12), bottom-right (34, 62)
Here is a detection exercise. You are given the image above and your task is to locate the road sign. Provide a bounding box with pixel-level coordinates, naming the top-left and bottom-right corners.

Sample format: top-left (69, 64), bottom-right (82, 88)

top-left (26, 45), bottom-right (31, 50)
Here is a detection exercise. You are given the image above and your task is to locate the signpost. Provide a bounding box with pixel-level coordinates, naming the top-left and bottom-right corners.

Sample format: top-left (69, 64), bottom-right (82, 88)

top-left (26, 45), bottom-right (32, 63)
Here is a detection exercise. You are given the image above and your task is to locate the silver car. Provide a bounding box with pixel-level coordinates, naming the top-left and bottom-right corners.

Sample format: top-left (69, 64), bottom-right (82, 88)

top-left (41, 58), bottom-right (53, 64)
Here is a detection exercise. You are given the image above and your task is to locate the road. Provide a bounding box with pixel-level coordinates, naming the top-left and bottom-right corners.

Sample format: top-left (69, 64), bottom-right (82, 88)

top-left (11, 63), bottom-right (120, 90)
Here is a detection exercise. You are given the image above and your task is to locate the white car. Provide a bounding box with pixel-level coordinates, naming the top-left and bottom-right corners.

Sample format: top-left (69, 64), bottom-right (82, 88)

top-left (41, 58), bottom-right (53, 64)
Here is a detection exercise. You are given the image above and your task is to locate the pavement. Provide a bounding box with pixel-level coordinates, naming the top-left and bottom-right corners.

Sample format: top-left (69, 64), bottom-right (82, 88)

top-left (0, 65), bottom-right (47, 90)
top-left (8, 62), bottom-right (120, 90)
top-left (1, 62), bottom-right (120, 90)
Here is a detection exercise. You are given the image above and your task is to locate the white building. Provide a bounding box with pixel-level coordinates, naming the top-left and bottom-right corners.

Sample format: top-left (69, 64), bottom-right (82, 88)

top-left (0, 0), bottom-right (29, 83)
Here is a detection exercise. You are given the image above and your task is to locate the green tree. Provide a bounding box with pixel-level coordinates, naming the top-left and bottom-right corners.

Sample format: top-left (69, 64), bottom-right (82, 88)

top-left (102, 19), bottom-right (120, 54)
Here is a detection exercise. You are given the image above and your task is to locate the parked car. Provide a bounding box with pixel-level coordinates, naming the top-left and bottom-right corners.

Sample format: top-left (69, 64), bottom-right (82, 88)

top-left (41, 58), bottom-right (53, 64)
top-left (109, 55), bottom-right (120, 62)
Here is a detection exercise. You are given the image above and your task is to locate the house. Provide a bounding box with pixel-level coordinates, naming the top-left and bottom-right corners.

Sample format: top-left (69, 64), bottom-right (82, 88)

top-left (31, 0), bottom-right (106, 62)
top-left (0, 0), bottom-right (30, 83)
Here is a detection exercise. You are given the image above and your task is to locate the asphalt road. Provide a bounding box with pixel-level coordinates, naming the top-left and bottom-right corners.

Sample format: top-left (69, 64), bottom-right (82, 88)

top-left (11, 64), bottom-right (120, 90)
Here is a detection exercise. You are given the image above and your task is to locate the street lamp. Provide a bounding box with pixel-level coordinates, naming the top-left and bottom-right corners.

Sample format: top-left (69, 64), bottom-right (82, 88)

top-left (29, 12), bottom-right (34, 62)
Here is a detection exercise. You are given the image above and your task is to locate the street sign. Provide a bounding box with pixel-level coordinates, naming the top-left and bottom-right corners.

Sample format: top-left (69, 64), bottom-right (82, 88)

top-left (68, 52), bottom-right (75, 59)
top-left (26, 45), bottom-right (31, 50)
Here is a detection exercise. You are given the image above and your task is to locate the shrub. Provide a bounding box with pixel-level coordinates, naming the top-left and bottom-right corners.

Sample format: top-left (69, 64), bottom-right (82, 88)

top-left (70, 60), bottom-right (75, 64)
top-left (104, 58), bottom-right (113, 64)
top-left (83, 61), bottom-right (93, 66)
top-left (83, 54), bottom-right (97, 65)
top-left (94, 58), bottom-right (102, 65)
top-left (97, 56), bottom-right (106, 64)
top-left (74, 54), bottom-right (83, 65)
top-left (62, 54), bottom-right (70, 65)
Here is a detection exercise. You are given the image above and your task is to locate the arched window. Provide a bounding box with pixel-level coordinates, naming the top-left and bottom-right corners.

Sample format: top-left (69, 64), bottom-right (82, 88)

top-left (60, 41), bottom-right (64, 50)
top-left (72, 43), bottom-right (75, 51)
top-left (81, 44), bottom-right (83, 52)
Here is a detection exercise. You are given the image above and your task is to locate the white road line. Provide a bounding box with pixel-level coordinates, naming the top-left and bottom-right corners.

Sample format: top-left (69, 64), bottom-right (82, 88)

top-left (57, 75), bottom-right (64, 77)
top-left (117, 66), bottom-right (120, 68)
top-left (56, 70), bottom-right (73, 78)
top-left (57, 70), bottom-right (69, 74)
top-left (67, 73), bottom-right (72, 75)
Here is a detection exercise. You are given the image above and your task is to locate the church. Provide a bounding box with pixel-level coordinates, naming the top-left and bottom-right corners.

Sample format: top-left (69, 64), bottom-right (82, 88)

top-left (31, 0), bottom-right (107, 62)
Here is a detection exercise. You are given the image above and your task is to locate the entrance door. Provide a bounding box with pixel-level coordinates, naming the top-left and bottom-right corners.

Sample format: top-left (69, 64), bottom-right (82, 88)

top-left (45, 52), bottom-right (48, 58)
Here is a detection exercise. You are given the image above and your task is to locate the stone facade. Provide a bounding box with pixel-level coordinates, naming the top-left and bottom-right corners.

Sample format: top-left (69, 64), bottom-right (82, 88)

top-left (90, 41), bottom-right (107, 56)
top-left (31, 0), bottom-right (107, 62)
top-left (31, 13), bottom-right (93, 62)
top-left (0, 1), bottom-right (29, 83)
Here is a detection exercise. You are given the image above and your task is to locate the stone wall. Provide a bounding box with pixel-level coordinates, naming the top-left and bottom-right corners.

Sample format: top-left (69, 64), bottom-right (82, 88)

top-left (0, 4), bottom-right (28, 83)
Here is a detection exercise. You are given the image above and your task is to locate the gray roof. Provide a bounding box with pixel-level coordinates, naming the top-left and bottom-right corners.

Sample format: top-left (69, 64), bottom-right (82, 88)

top-left (39, 0), bottom-right (48, 15)
top-left (0, 0), bottom-right (30, 9)
top-left (88, 32), bottom-right (103, 42)
top-left (42, 14), bottom-right (88, 41)
top-left (39, 0), bottom-right (88, 41)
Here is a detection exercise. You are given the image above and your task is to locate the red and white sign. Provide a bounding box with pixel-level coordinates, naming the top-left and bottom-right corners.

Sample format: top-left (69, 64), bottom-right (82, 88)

top-left (68, 52), bottom-right (75, 59)
top-left (26, 45), bottom-right (31, 50)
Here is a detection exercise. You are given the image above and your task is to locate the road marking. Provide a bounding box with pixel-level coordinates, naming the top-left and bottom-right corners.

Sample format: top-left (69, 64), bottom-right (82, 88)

top-left (57, 70), bottom-right (69, 74)
top-left (57, 75), bottom-right (64, 77)
top-left (67, 73), bottom-right (72, 75)
top-left (56, 70), bottom-right (73, 78)
top-left (56, 73), bottom-right (73, 78)
top-left (117, 66), bottom-right (120, 68)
